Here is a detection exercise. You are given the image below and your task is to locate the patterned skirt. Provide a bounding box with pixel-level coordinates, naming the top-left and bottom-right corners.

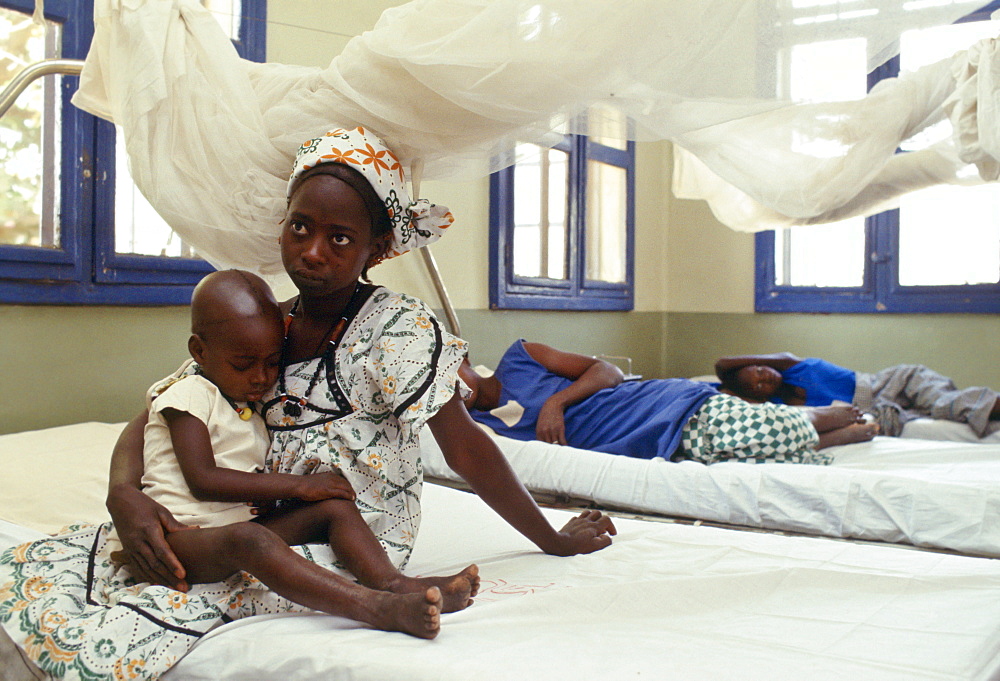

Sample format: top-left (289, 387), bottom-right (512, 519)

top-left (678, 394), bottom-right (829, 465)
top-left (0, 523), bottom-right (337, 681)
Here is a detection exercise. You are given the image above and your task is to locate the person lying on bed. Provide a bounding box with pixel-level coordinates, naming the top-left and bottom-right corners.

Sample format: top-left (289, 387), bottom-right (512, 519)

top-left (458, 339), bottom-right (878, 466)
top-left (109, 128), bottom-right (615, 592)
top-left (109, 268), bottom-right (465, 638)
top-left (714, 352), bottom-right (1000, 438)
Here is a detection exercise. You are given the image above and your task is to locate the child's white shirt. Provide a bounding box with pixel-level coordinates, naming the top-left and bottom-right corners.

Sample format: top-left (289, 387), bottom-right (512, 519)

top-left (140, 360), bottom-right (268, 528)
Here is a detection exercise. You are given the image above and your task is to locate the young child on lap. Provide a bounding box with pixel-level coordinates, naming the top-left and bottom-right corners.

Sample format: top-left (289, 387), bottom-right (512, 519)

top-left (116, 269), bottom-right (477, 638)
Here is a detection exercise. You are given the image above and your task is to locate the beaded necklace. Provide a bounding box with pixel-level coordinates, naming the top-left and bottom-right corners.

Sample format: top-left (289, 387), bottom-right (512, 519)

top-left (223, 394), bottom-right (255, 421)
top-left (188, 368), bottom-right (255, 421)
top-left (276, 285), bottom-right (359, 418)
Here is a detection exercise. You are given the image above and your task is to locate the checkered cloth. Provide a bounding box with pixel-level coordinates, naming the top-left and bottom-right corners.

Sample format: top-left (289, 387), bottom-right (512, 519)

top-left (679, 394), bottom-right (828, 465)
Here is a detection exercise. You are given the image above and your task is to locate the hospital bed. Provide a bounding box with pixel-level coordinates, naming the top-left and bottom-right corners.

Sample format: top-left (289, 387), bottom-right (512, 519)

top-left (4, 420), bottom-right (1000, 680)
top-left (423, 425), bottom-right (1000, 559)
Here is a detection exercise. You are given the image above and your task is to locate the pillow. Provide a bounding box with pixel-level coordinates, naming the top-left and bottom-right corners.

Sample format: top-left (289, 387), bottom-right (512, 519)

top-left (0, 422), bottom-right (124, 534)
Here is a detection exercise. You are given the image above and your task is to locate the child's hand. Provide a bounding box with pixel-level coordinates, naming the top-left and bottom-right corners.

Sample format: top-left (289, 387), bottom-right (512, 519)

top-left (294, 471), bottom-right (356, 501)
top-left (248, 500), bottom-right (277, 516)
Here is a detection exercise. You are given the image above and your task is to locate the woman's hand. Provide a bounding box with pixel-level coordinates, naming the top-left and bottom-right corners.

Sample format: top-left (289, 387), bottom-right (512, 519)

top-left (536, 398), bottom-right (568, 445)
top-left (292, 471), bottom-right (356, 502)
top-left (545, 510), bottom-right (618, 556)
top-left (433, 393), bottom-right (617, 557)
top-left (107, 484), bottom-right (192, 591)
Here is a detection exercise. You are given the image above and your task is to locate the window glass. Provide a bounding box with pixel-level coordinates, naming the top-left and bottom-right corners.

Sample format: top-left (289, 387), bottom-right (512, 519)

top-left (757, 5), bottom-right (1000, 313)
top-left (896, 20), bottom-right (1000, 287)
top-left (0, 0), bottom-right (265, 304)
top-left (490, 132), bottom-right (634, 311)
top-left (112, 0), bottom-right (245, 261)
top-left (772, 37), bottom-right (868, 288)
top-left (898, 183), bottom-right (1000, 286)
top-left (788, 37), bottom-right (866, 101)
top-left (585, 159), bottom-right (626, 283)
top-left (203, 0), bottom-right (243, 40)
top-left (114, 126), bottom-right (200, 258)
top-left (0, 7), bottom-right (60, 248)
top-left (774, 218), bottom-right (866, 287)
top-left (512, 143), bottom-right (569, 280)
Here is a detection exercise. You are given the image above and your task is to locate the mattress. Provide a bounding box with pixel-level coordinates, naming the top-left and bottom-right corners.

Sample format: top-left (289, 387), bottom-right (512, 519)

top-left (422, 431), bottom-right (1000, 558)
top-left (4, 421), bottom-right (999, 559)
top-left (4, 421), bottom-right (1000, 679)
top-left (4, 484), bottom-right (1000, 680)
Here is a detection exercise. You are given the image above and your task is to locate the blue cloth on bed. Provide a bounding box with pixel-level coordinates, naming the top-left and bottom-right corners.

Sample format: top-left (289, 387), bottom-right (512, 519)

top-left (469, 340), bottom-right (717, 459)
top-left (775, 357), bottom-right (857, 406)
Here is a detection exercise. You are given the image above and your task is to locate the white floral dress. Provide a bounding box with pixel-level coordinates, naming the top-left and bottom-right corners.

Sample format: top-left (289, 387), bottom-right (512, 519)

top-left (262, 286), bottom-right (468, 568)
top-left (0, 287), bottom-right (466, 681)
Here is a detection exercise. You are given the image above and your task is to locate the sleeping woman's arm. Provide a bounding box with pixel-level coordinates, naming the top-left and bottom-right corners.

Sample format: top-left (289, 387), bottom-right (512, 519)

top-left (521, 342), bottom-right (624, 445)
top-left (107, 409), bottom-right (190, 591)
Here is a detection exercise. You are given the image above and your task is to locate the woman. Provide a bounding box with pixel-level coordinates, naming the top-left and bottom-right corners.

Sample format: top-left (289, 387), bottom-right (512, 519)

top-left (0, 129), bottom-right (615, 681)
top-left (460, 340), bottom-right (878, 465)
top-left (715, 352), bottom-right (1000, 437)
top-left (111, 128), bottom-right (616, 587)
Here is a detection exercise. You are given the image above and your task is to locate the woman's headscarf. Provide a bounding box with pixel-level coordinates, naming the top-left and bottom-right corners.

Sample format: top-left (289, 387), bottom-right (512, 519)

top-left (287, 126), bottom-right (454, 260)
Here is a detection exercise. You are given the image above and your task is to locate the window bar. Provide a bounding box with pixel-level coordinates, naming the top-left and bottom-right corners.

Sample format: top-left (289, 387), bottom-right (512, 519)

top-left (539, 147), bottom-right (550, 279)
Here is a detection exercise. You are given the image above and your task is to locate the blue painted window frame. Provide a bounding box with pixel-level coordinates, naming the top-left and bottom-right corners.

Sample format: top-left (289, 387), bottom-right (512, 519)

top-left (756, 2), bottom-right (1000, 314)
top-left (0, 0), bottom-right (266, 305)
top-left (489, 134), bottom-right (635, 311)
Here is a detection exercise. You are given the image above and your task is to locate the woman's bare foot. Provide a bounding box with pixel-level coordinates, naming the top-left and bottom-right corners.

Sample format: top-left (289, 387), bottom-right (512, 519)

top-left (365, 587), bottom-right (442, 639)
top-left (808, 404), bottom-right (865, 433)
top-left (389, 565), bottom-right (479, 613)
top-left (817, 422), bottom-right (879, 449)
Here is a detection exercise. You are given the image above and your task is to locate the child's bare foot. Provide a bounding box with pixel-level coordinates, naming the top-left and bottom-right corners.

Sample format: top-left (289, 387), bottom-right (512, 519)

top-left (365, 587), bottom-right (442, 639)
top-left (809, 404), bottom-right (865, 433)
top-left (390, 565), bottom-right (479, 613)
top-left (817, 422), bottom-right (879, 449)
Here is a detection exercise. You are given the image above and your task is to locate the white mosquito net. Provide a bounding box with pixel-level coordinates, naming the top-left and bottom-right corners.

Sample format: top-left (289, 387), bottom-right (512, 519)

top-left (70, 0), bottom-right (1000, 276)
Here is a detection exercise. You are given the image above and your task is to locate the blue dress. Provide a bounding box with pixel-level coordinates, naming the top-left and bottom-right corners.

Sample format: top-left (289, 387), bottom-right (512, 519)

top-left (469, 340), bottom-right (717, 460)
top-left (776, 357), bottom-right (856, 406)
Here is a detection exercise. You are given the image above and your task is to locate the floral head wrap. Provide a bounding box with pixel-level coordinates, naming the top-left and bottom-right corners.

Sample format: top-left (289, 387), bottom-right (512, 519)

top-left (287, 126), bottom-right (453, 259)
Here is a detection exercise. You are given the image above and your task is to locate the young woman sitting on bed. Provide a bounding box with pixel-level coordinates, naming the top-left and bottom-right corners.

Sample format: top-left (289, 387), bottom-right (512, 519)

top-left (110, 129), bottom-right (616, 591)
top-left (0, 129), bottom-right (616, 681)
top-left (459, 339), bottom-right (879, 466)
top-left (715, 352), bottom-right (1000, 438)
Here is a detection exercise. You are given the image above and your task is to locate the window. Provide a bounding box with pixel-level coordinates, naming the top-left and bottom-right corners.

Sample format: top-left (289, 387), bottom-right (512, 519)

top-left (489, 110), bottom-right (635, 310)
top-left (0, 0), bottom-right (266, 305)
top-left (756, 3), bottom-right (1000, 313)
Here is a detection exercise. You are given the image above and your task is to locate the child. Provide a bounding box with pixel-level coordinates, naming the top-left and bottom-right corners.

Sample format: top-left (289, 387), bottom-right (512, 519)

top-left (124, 268), bottom-right (478, 639)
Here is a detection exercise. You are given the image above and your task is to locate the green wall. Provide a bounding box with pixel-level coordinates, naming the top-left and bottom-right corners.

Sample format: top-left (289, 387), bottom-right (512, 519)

top-left (5, 303), bottom-right (998, 435)
top-left (448, 309), bottom-right (666, 379)
top-left (664, 312), bottom-right (1000, 388)
top-left (0, 305), bottom-right (190, 434)
top-left (0, 305), bottom-right (664, 434)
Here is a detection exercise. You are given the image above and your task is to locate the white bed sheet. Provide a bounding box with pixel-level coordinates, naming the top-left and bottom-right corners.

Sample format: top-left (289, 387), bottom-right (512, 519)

top-left (421, 431), bottom-right (1000, 558)
top-left (902, 417), bottom-right (1000, 442)
top-left (4, 421), bottom-right (999, 561)
top-left (4, 484), bottom-right (1000, 681)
